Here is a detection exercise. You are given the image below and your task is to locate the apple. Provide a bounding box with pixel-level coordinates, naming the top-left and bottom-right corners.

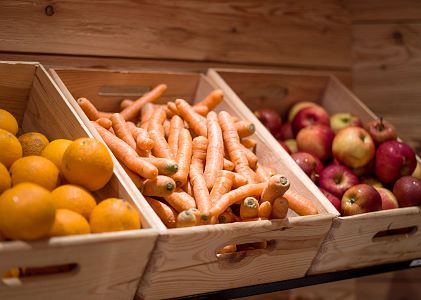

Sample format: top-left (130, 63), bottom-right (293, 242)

top-left (360, 176), bottom-right (383, 188)
top-left (284, 139), bottom-right (298, 154)
top-left (332, 126), bottom-right (375, 169)
top-left (291, 106), bottom-right (330, 136)
top-left (374, 140), bottom-right (417, 184)
top-left (319, 187), bottom-right (342, 212)
top-left (296, 125), bottom-right (334, 161)
top-left (280, 122), bottom-right (294, 140)
top-left (412, 162), bottom-right (421, 180)
top-left (393, 176), bottom-right (421, 207)
top-left (330, 112), bottom-right (362, 133)
top-left (373, 187), bottom-right (399, 210)
top-left (364, 118), bottom-right (397, 145)
top-left (319, 165), bottom-right (359, 198)
top-left (254, 108), bottom-right (282, 136)
top-left (341, 184), bottom-right (382, 216)
top-left (291, 152), bottom-right (323, 183)
top-left (288, 101), bottom-right (320, 122)
top-left (350, 159), bottom-right (375, 177)
top-left (278, 140), bottom-right (291, 154)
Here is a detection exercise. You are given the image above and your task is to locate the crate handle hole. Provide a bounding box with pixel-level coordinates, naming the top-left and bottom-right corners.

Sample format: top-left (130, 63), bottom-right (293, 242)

top-left (372, 226), bottom-right (418, 242)
top-left (2, 263), bottom-right (79, 287)
top-left (216, 240), bottom-right (276, 260)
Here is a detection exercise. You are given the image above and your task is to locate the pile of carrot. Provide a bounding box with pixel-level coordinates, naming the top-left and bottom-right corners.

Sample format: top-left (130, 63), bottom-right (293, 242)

top-left (78, 84), bottom-right (318, 237)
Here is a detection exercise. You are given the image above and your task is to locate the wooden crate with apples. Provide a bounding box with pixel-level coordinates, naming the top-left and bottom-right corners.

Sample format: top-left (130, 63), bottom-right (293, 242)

top-left (208, 68), bottom-right (421, 274)
top-left (49, 67), bottom-right (338, 299)
top-left (0, 61), bottom-right (159, 300)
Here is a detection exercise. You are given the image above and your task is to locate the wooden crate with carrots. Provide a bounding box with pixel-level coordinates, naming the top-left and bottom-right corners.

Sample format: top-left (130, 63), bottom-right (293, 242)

top-left (50, 68), bottom-right (338, 299)
top-left (0, 61), bottom-right (158, 300)
top-left (208, 68), bottom-right (421, 275)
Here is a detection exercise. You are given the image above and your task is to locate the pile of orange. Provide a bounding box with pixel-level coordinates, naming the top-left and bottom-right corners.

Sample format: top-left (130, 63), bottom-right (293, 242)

top-left (0, 108), bottom-right (141, 241)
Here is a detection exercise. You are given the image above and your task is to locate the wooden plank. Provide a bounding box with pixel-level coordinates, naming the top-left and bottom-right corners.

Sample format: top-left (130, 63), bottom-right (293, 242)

top-left (0, 1), bottom-right (352, 68)
top-left (345, 0), bottom-right (421, 22)
top-left (352, 23), bottom-right (421, 153)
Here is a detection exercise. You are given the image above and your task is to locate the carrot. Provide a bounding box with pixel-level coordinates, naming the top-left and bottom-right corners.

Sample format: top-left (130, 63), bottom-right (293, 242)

top-left (110, 113), bottom-right (137, 149)
top-left (120, 162), bottom-right (144, 189)
top-left (164, 188), bottom-right (196, 213)
top-left (241, 144), bottom-right (258, 169)
top-left (210, 182), bottom-right (266, 217)
top-left (145, 197), bottom-right (176, 228)
top-left (238, 241), bottom-right (267, 251)
top-left (187, 208), bottom-right (201, 223)
top-left (189, 136), bottom-right (211, 218)
top-left (182, 180), bottom-right (193, 196)
top-left (77, 97), bottom-right (112, 120)
top-left (167, 102), bottom-right (179, 116)
top-left (194, 89), bottom-right (224, 111)
top-left (218, 244), bottom-right (237, 254)
top-left (141, 175), bottom-right (176, 197)
top-left (283, 190), bottom-right (318, 216)
top-left (143, 157), bottom-right (178, 176)
top-left (95, 117), bottom-right (112, 129)
top-left (175, 99), bottom-right (207, 137)
top-left (204, 111), bottom-right (224, 190)
top-left (120, 99), bottom-right (133, 111)
top-left (147, 107), bottom-right (166, 134)
top-left (139, 103), bottom-right (155, 130)
top-left (172, 129), bottom-right (192, 187)
top-left (258, 201), bottom-right (272, 219)
top-left (127, 124), bottom-right (154, 151)
top-left (241, 138), bottom-right (257, 150)
top-left (210, 170), bottom-right (235, 205)
top-left (231, 115), bottom-right (240, 123)
top-left (240, 197), bottom-right (259, 219)
top-left (235, 121), bottom-right (256, 138)
top-left (168, 115), bottom-right (184, 158)
top-left (255, 163), bottom-right (271, 182)
top-left (149, 129), bottom-right (174, 159)
top-left (232, 172), bottom-right (248, 188)
top-left (218, 111), bottom-right (257, 184)
top-left (193, 105), bottom-right (208, 116)
top-left (176, 210), bottom-right (197, 228)
top-left (218, 210), bottom-right (237, 224)
top-left (163, 119), bottom-right (170, 139)
top-left (272, 197), bottom-right (289, 219)
top-left (260, 175), bottom-right (290, 204)
top-left (93, 122), bottom-right (158, 179)
top-left (120, 84), bottom-right (167, 121)
top-left (223, 158), bottom-right (235, 171)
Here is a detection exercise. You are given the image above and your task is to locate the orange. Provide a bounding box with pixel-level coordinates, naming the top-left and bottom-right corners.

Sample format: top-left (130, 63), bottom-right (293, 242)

top-left (49, 209), bottom-right (91, 237)
top-left (0, 182), bottom-right (56, 240)
top-left (89, 198), bottom-right (140, 233)
top-left (41, 139), bottom-right (72, 169)
top-left (0, 128), bottom-right (22, 168)
top-left (51, 184), bottom-right (97, 220)
top-left (0, 162), bottom-right (11, 194)
top-left (0, 109), bottom-right (18, 135)
top-left (61, 138), bottom-right (113, 191)
top-left (18, 132), bottom-right (49, 156)
top-left (10, 156), bottom-right (60, 191)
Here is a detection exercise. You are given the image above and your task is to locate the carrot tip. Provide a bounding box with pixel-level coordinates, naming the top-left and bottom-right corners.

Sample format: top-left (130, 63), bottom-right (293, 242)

top-left (200, 214), bottom-right (209, 221)
top-left (166, 182), bottom-right (175, 192)
top-left (248, 123), bottom-right (256, 133)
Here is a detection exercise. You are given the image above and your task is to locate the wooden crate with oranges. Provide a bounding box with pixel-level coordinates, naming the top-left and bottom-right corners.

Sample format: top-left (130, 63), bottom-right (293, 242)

top-left (0, 61), bottom-right (158, 300)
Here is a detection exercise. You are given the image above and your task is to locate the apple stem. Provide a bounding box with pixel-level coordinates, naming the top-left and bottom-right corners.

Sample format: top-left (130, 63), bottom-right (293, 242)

top-left (377, 117), bottom-right (385, 132)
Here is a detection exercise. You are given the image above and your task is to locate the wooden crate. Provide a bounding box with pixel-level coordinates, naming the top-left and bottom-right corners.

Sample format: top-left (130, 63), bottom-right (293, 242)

top-left (0, 61), bottom-right (159, 300)
top-left (208, 68), bottom-right (421, 274)
top-left (49, 68), bottom-right (337, 299)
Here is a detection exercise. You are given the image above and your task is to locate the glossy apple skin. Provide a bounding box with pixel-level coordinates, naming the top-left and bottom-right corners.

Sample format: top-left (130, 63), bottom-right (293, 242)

top-left (364, 119), bottom-right (397, 145)
top-left (320, 187), bottom-right (342, 213)
top-left (296, 125), bottom-right (335, 161)
top-left (341, 184), bottom-right (382, 216)
top-left (291, 152), bottom-right (324, 183)
top-left (330, 112), bottom-right (362, 133)
top-left (374, 187), bottom-right (399, 210)
top-left (292, 106), bottom-right (330, 136)
top-left (332, 126), bottom-right (375, 169)
top-left (254, 109), bottom-right (282, 136)
top-left (393, 176), bottom-right (421, 207)
top-left (374, 141), bottom-right (417, 185)
top-left (350, 160), bottom-right (375, 177)
top-left (360, 176), bottom-right (383, 188)
top-left (288, 101), bottom-right (319, 122)
top-left (278, 140), bottom-right (291, 154)
top-left (280, 122), bottom-right (294, 140)
top-left (284, 139), bottom-right (298, 154)
top-left (319, 165), bottom-right (359, 198)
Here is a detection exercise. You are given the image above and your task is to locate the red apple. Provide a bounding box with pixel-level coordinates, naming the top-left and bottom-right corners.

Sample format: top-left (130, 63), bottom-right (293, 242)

top-left (296, 125), bottom-right (335, 161)
top-left (374, 187), bottom-right (399, 210)
top-left (254, 108), bottom-right (282, 136)
top-left (319, 187), bottom-right (342, 213)
top-left (360, 176), bottom-right (383, 188)
top-left (291, 152), bottom-right (323, 183)
top-left (374, 140), bottom-right (417, 184)
top-left (278, 140), bottom-right (291, 154)
top-left (332, 126), bottom-right (375, 169)
top-left (319, 165), bottom-right (359, 198)
top-left (393, 176), bottom-right (421, 207)
top-left (280, 122), bottom-right (294, 140)
top-left (288, 101), bottom-right (319, 122)
top-left (341, 184), bottom-right (382, 216)
top-left (364, 118), bottom-right (397, 145)
top-left (291, 106), bottom-right (330, 136)
top-left (330, 112), bottom-right (362, 133)
top-left (284, 139), bottom-right (298, 154)
top-left (350, 160), bottom-right (375, 177)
